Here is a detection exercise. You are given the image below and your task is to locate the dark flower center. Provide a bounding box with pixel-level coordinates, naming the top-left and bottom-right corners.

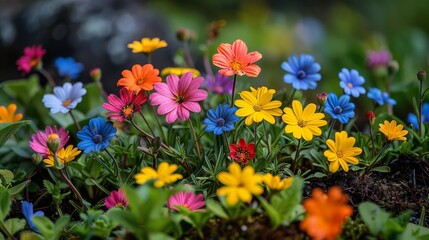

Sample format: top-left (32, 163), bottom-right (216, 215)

top-left (234, 148), bottom-right (252, 164)
top-left (216, 118), bottom-right (225, 126)
top-left (175, 95), bottom-right (185, 104)
top-left (334, 106), bottom-right (343, 114)
top-left (297, 70), bottom-right (306, 79)
top-left (93, 134), bottom-right (103, 144)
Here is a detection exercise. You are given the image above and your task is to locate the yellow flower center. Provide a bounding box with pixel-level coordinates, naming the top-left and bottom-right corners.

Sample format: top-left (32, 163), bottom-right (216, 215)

top-left (336, 150), bottom-right (344, 158)
top-left (231, 61), bottom-right (242, 71)
top-left (137, 77), bottom-right (146, 85)
top-left (122, 105), bottom-right (133, 116)
top-left (347, 83), bottom-right (353, 88)
top-left (298, 119), bottom-right (307, 127)
top-left (175, 95), bottom-right (185, 104)
top-left (63, 99), bottom-right (72, 107)
top-left (253, 105), bottom-right (262, 112)
top-left (115, 203), bottom-right (124, 207)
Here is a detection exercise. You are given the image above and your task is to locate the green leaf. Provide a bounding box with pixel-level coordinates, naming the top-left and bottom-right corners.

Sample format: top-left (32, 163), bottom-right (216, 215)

top-left (0, 170), bottom-right (14, 186)
top-left (258, 196), bottom-right (281, 228)
top-left (0, 190), bottom-right (11, 221)
top-left (0, 120), bottom-right (31, 148)
top-left (7, 180), bottom-right (31, 196)
top-left (371, 166), bottom-right (391, 173)
top-left (32, 216), bottom-right (54, 237)
top-left (358, 202), bottom-right (391, 235)
top-left (205, 199), bottom-right (229, 219)
top-left (3, 218), bottom-right (26, 235)
top-left (1, 75), bottom-right (40, 105)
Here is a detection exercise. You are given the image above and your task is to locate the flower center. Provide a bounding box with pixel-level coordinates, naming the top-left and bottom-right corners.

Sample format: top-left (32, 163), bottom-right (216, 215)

top-left (30, 58), bottom-right (39, 67)
top-left (136, 77), bottom-right (146, 85)
top-left (122, 105), bottom-right (134, 116)
top-left (216, 118), bottom-right (225, 126)
top-left (235, 148), bottom-right (251, 163)
top-left (230, 61), bottom-right (242, 71)
top-left (63, 99), bottom-right (72, 107)
top-left (175, 95), bottom-right (185, 104)
top-left (297, 70), bottom-right (306, 79)
top-left (347, 82), bottom-right (353, 88)
top-left (336, 150), bottom-right (344, 158)
top-left (93, 134), bottom-right (103, 144)
top-left (298, 119), bottom-right (307, 127)
top-left (334, 106), bottom-right (343, 114)
top-left (253, 105), bottom-right (262, 112)
top-left (115, 203), bottom-right (124, 207)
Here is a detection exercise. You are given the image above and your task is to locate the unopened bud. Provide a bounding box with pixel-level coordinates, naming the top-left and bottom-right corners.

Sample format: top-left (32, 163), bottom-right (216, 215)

top-left (387, 60), bottom-right (399, 75)
top-left (47, 133), bottom-right (60, 154)
top-left (316, 92), bottom-right (328, 105)
top-left (207, 20), bottom-right (226, 40)
top-left (176, 28), bottom-right (196, 42)
top-left (366, 111), bottom-right (375, 125)
top-left (32, 153), bottom-right (43, 165)
top-left (90, 68), bottom-right (102, 81)
top-left (417, 70), bottom-right (426, 82)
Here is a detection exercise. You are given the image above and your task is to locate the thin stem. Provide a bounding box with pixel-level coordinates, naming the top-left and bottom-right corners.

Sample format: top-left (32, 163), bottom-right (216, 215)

top-left (139, 111), bottom-right (156, 137)
top-left (39, 68), bottom-right (56, 87)
top-left (94, 154), bottom-right (116, 176)
top-left (69, 110), bottom-right (81, 130)
top-left (223, 132), bottom-right (230, 154)
top-left (104, 149), bottom-right (122, 183)
top-left (203, 43), bottom-right (215, 78)
top-left (0, 221), bottom-right (15, 240)
top-left (59, 168), bottom-right (86, 209)
top-left (129, 119), bottom-right (171, 151)
top-left (292, 138), bottom-right (302, 173)
top-left (146, 54), bottom-right (152, 64)
top-left (317, 104), bottom-right (324, 113)
top-left (369, 125), bottom-right (375, 157)
top-left (183, 41), bottom-right (195, 67)
top-left (366, 142), bottom-right (391, 173)
top-left (327, 119), bottom-right (336, 140)
top-left (230, 74), bottom-right (237, 107)
top-left (188, 119), bottom-right (201, 161)
top-left (419, 80), bottom-right (423, 137)
top-left (387, 75), bottom-right (393, 115)
top-left (253, 123), bottom-right (258, 145)
top-left (286, 89), bottom-right (297, 106)
top-left (96, 81), bottom-right (108, 100)
top-left (262, 121), bottom-right (269, 146)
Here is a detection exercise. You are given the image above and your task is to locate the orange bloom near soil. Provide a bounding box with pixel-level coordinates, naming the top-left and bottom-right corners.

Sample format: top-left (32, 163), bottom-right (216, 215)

top-left (117, 64), bottom-right (161, 93)
top-left (300, 186), bottom-right (353, 240)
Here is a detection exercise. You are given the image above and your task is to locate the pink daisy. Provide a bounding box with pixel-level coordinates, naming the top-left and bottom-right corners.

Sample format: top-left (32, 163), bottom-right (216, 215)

top-left (104, 189), bottom-right (128, 209)
top-left (29, 126), bottom-right (70, 157)
top-left (102, 88), bottom-right (148, 122)
top-left (167, 192), bottom-right (205, 212)
top-left (16, 45), bottom-right (46, 74)
top-left (149, 72), bottom-right (207, 123)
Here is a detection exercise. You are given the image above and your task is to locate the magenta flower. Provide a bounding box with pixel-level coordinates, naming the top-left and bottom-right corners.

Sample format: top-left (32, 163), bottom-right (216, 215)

top-left (104, 189), bottom-right (128, 209)
top-left (102, 88), bottom-right (148, 122)
top-left (29, 126), bottom-right (70, 157)
top-left (366, 49), bottom-right (391, 69)
top-left (167, 192), bottom-right (205, 212)
top-left (149, 72), bottom-right (208, 123)
top-left (16, 45), bottom-right (46, 74)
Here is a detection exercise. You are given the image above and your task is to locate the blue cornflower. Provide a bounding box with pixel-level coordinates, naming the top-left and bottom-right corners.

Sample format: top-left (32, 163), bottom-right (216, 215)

top-left (22, 201), bottom-right (44, 233)
top-left (77, 117), bottom-right (117, 153)
top-left (367, 88), bottom-right (396, 106)
top-left (42, 82), bottom-right (87, 114)
top-left (339, 68), bottom-right (366, 97)
top-left (55, 57), bottom-right (83, 79)
top-left (324, 93), bottom-right (355, 124)
top-left (407, 103), bottom-right (429, 129)
top-left (203, 104), bottom-right (239, 135)
top-left (281, 54), bottom-right (321, 90)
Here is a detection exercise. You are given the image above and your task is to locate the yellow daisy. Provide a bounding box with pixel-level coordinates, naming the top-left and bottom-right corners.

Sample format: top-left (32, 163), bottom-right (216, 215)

top-left (43, 145), bottom-right (81, 168)
top-left (0, 104), bottom-right (23, 123)
top-left (161, 67), bottom-right (200, 77)
top-left (134, 162), bottom-right (183, 188)
top-left (379, 120), bottom-right (408, 141)
top-left (127, 37), bottom-right (167, 55)
top-left (217, 163), bottom-right (263, 206)
top-left (324, 131), bottom-right (362, 173)
top-left (282, 100), bottom-right (327, 141)
top-left (235, 86), bottom-right (283, 126)
top-left (262, 173), bottom-right (293, 191)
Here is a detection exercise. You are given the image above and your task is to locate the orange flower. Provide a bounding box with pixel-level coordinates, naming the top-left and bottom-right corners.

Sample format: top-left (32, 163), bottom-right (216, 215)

top-left (300, 187), bottom-right (353, 240)
top-left (117, 64), bottom-right (162, 93)
top-left (0, 104), bottom-right (23, 123)
top-left (212, 39), bottom-right (262, 77)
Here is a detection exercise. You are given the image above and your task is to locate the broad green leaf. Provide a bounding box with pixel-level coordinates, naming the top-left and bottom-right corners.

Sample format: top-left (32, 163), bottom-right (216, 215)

top-left (0, 170), bottom-right (13, 186)
top-left (358, 202), bottom-right (391, 235)
top-left (371, 166), bottom-right (391, 173)
top-left (3, 218), bottom-right (26, 235)
top-left (1, 76), bottom-right (40, 105)
top-left (0, 120), bottom-right (31, 148)
top-left (258, 196), bottom-right (281, 228)
top-left (0, 190), bottom-right (11, 221)
top-left (32, 216), bottom-right (54, 237)
top-left (205, 199), bottom-right (228, 219)
top-left (269, 177), bottom-right (304, 225)
top-left (7, 180), bottom-right (31, 196)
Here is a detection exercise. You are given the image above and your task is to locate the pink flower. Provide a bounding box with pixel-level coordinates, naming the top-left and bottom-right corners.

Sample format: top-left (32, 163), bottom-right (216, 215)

top-left (212, 39), bottom-right (262, 77)
top-left (29, 126), bottom-right (70, 157)
top-left (102, 88), bottom-right (148, 122)
top-left (366, 49), bottom-right (391, 69)
top-left (16, 45), bottom-right (46, 74)
top-left (104, 189), bottom-right (128, 209)
top-left (149, 72), bottom-right (207, 123)
top-left (167, 192), bottom-right (205, 212)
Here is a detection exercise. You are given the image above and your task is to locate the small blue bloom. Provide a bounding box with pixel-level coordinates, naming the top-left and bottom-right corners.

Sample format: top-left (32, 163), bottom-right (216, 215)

top-left (22, 201), bottom-right (44, 233)
top-left (324, 93), bottom-right (355, 124)
top-left (77, 117), bottom-right (117, 153)
top-left (55, 57), bottom-right (83, 79)
top-left (339, 68), bottom-right (366, 97)
top-left (281, 54), bottom-right (321, 90)
top-left (407, 103), bottom-right (429, 129)
top-left (367, 88), bottom-right (396, 106)
top-left (203, 104), bottom-right (239, 135)
top-left (42, 82), bottom-right (87, 114)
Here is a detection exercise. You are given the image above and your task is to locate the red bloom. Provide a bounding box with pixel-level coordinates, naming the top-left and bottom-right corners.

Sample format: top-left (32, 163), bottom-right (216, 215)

top-left (229, 138), bottom-right (256, 164)
top-left (16, 45), bottom-right (46, 74)
top-left (102, 88), bottom-right (148, 122)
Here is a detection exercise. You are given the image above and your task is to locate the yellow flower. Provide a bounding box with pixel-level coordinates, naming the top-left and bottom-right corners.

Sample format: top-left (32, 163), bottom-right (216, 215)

top-left (324, 131), bottom-right (362, 173)
top-left (0, 104), bottom-right (23, 123)
top-left (217, 163), bottom-right (263, 206)
top-left (43, 145), bottom-right (81, 168)
top-left (235, 87), bottom-right (283, 126)
top-left (134, 162), bottom-right (183, 188)
top-left (282, 100), bottom-right (327, 141)
top-left (379, 120), bottom-right (408, 141)
top-left (262, 173), bottom-right (293, 191)
top-left (127, 37), bottom-right (167, 55)
top-left (161, 67), bottom-right (200, 77)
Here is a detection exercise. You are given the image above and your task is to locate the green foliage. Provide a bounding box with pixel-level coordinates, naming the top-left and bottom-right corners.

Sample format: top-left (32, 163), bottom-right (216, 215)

top-left (0, 120), bottom-right (31, 148)
top-left (73, 209), bottom-right (116, 238)
top-left (32, 215), bottom-right (70, 240)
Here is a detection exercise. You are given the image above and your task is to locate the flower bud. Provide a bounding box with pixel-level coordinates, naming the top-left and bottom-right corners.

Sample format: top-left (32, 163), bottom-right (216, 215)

top-left (417, 70), bottom-right (426, 82)
top-left (47, 133), bottom-right (60, 154)
top-left (387, 60), bottom-right (399, 75)
top-left (32, 153), bottom-right (43, 165)
top-left (90, 68), bottom-right (102, 82)
top-left (366, 111), bottom-right (375, 125)
top-left (207, 20), bottom-right (226, 40)
top-left (176, 28), bottom-right (196, 42)
top-left (316, 92), bottom-right (328, 105)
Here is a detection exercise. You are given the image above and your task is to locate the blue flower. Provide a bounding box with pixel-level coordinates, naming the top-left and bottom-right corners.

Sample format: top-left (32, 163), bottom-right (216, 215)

top-left (367, 88), bottom-right (396, 106)
top-left (203, 104), bottom-right (239, 135)
top-left (77, 117), bottom-right (117, 153)
top-left (55, 57), bottom-right (83, 79)
top-left (324, 93), bottom-right (355, 124)
top-left (22, 201), bottom-right (44, 233)
top-left (339, 68), bottom-right (366, 97)
top-left (281, 54), bottom-right (321, 90)
top-left (407, 103), bottom-right (429, 129)
top-left (42, 82), bottom-right (87, 114)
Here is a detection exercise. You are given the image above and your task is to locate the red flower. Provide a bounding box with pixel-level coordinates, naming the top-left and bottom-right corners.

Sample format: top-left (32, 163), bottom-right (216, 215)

top-left (229, 138), bottom-right (256, 164)
top-left (102, 88), bottom-right (148, 122)
top-left (16, 45), bottom-right (46, 74)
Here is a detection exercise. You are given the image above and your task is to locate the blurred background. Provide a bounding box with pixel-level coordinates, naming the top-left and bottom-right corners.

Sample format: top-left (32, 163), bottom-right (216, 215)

top-left (1, 0), bottom-right (429, 122)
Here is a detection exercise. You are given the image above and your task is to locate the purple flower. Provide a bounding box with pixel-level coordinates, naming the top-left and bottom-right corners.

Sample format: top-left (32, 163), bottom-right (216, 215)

top-left (339, 68), bottom-right (366, 98)
top-left (204, 73), bottom-right (233, 95)
top-left (366, 50), bottom-right (391, 69)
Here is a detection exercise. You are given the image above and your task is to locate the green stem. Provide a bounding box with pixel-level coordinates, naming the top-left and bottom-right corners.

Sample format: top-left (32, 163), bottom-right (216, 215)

top-left (286, 89), bottom-right (297, 106)
top-left (130, 119), bottom-right (171, 151)
top-left (39, 68), bottom-right (56, 87)
top-left (327, 119), bottom-right (336, 140)
top-left (139, 110), bottom-right (156, 137)
top-left (147, 54), bottom-right (152, 64)
top-left (231, 74), bottom-right (237, 107)
top-left (366, 142), bottom-right (391, 173)
top-left (94, 154), bottom-right (116, 176)
top-left (369, 125), bottom-right (375, 157)
top-left (69, 110), bottom-right (81, 130)
top-left (0, 220), bottom-right (15, 240)
top-left (419, 80), bottom-right (423, 137)
top-left (104, 149), bottom-right (122, 183)
top-left (292, 138), bottom-right (302, 173)
top-left (188, 119), bottom-right (201, 161)
top-left (59, 168), bottom-right (86, 209)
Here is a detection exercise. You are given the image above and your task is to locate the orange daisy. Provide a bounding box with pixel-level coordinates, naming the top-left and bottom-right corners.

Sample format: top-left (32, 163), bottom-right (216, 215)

top-left (212, 39), bottom-right (262, 77)
top-left (0, 103), bottom-right (23, 123)
top-left (117, 64), bottom-right (162, 93)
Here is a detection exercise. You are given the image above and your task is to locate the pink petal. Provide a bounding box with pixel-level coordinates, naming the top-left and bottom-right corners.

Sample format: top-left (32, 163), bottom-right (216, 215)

top-left (166, 74), bottom-right (180, 95)
top-left (165, 108), bottom-right (179, 123)
top-left (216, 43), bottom-right (233, 62)
top-left (150, 94), bottom-right (173, 106)
top-left (177, 106), bottom-right (190, 121)
top-left (232, 39), bottom-right (248, 60)
top-left (212, 54), bottom-right (230, 68)
top-left (153, 82), bottom-right (174, 99)
top-left (157, 103), bottom-right (178, 115)
top-left (186, 90), bottom-right (208, 102)
top-left (242, 64), bottom-right (261, 77)
top-left (178, 72), bottom-right (193, 94)
top-left (219, 69), bottom-right (235, 77)
top-left (181, 102), bottom-right (201, 113)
